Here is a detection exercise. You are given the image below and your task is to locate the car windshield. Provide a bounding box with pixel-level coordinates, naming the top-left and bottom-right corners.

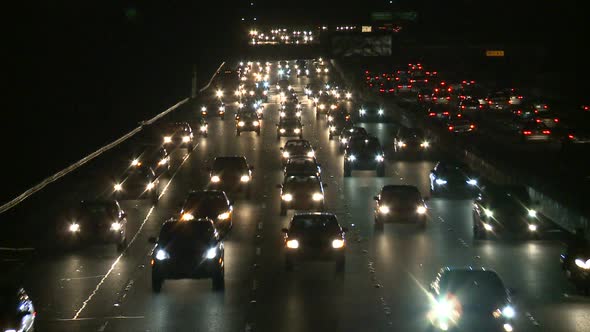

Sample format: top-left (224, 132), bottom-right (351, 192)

top-left (239, 112), bottom-right (258, 120)
top-left (213, 158), bottom-right (247, 171)
top-left (290, 215), bottom-right (340, 234)
top-left (349, 138), bottom-right (381, 152)
top-left (79, 202), bottom-right (116, 218)
top-left (184, 192), bottom-right (227, 212)
top-left (159, 221), bottom-right (214, 246)
top-left (285, 141), bottom-right (310, 149)
top-left (439, 271), bottom-right (506, 308)
top-left (400, 128), bottom-right (424, 137)
top-left (284, 176), bottom-right (320, 189)
top-left (381, 187), bottom-right (421, 203)
top-left (485, 186), bottom-right (531, 209)
top-left (363, 102), bottom-right (380, 109)
top-left (280, 119), bottom-right (300, 126)
top-left (161, 123), bottom-right (186, 133)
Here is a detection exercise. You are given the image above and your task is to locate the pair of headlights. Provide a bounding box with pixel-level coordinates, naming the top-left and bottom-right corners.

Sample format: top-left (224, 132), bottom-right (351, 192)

top-left (281, 193), bottom-right (323, 202)
top-left (155, 247), bottom-right (217, 261)
top-left (286, 238), bottom-right (343, 249)
top-left (68, 222), bottom-right (122, 233)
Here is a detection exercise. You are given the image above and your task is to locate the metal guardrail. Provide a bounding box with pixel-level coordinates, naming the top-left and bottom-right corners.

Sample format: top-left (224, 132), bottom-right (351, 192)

top-left (0, 61), bottom-right (226, 215)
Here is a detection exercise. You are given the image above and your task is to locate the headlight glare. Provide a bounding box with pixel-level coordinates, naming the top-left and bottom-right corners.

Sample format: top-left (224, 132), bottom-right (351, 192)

top-left (206, 247), bottom-right (218, 259)
top-left (211, 175), bottom-right (221, 183)
top-left (286, 239), bottom-right (299, 249)
top-left (241, 175), bottom-right (250, 182)
top-left (155, 249), bottom-right (170, 261)
top-left (282, 193), bottom-right (293, 201)
top-left (378, 205), bottom-right (390, 214)
top-left (69, 223), bottom-right (80, 233)
top-left (312, 193), bottom-right (324, 201)
top-left (332, 239), bottom-right (345, 249)
top-left (110, 222), bottom-right (122, 231)
top-left (417, 206), bottom-right (427, 214)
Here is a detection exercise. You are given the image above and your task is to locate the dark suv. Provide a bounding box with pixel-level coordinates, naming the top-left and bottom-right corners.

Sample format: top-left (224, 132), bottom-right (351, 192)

top-left (113, 164), bottom-right (160, 203)
top-left (208, 156), bottom-right (253, 198)
top-left (278, 175), bottom-right (326, 216)
top-left (179, 190), bottom-right (233, 233)
top-left (373, 185), bottom-right (427, 230)
top-left (343, 136), bottom-right (385, 177)
top-left (149, 218), bottom-right (225, 292)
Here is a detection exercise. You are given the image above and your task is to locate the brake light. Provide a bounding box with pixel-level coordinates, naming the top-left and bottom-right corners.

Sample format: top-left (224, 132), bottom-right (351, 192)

top-left (443, 111), bottom-right (449, 115)
top-left (516, 110), bottom-right (522, 114)
top-left (457, 113), bottom-right (462, 117)
top-left (543, 130), bottom-right (551, 135)
top-left (462, 80), bottom-right (466, 84)
top-left (554, 118), bottom-right (559, 123)
top-left (518, 96), bottom-right (523, 99)
top-left (441, 82), bottom-right (446, 85)
top-left (408, 85), bottom-right (412, 88)
top-left (398, 85), bottom-right (403, 88)
top-left (479, 105), bottom-right (483, 109)
top-left (410, 79), bottom-right (416, 83)
top-left (433, 97), bottom-right (438, 100)
top-left (366, 76), bottom-right (370, 80)
top-left (448, 126), bottom-right (454, 131)
top-left (426, 71), bottom-right (430, 75)
top-left (543, 105), bottom-right (548, 109)
top-left (568, 134), bottom-right (575, 139)
top-left (424, 79), bottom-right (428, 83)
top-left (389, 88), bottom-right (394, 92)
top-left (461, 105), bottom-right (465, 109)
top-left (523, 130), bottom-right (532, 135)
top-left (435, 88), bottom-right (439, 92)
top-left (418, 94), bottom-right (423, 98)
top-left (470, 124), bottom-right (475, 129)
top-left (535, 119), bottom-right (541, 123)
top-left (584, 105), bottom-right (589, 111)
top-left (387, 77), bottom-right (391, 80)
top-left (365, 70), bottom-right (369, 74)
top-left (446, 96), bottom-right (450, 100)
top-left (429, 112), bottom-right (436, 117)
top-left (379, 89), bottom-right (385, 92)
top-left (488, 100), bottom-right (492, 104)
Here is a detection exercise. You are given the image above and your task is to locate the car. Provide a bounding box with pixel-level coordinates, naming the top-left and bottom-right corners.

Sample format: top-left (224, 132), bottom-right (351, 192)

top-left (532, 112), bottom-right (561, 129)
top-left (277, 117), bottom-right (304, 140)
top-left (339, 126), bottom-right (368, 152)
top-left (472, 184), bottom-right (541, 239)
top-left (284, 157), bottom-right (322, 179)
top-left (519, 121), bottom-right (552, 142)
top-left (161, 122), bottom-right (195, 150)
top-left (395, 78), bottom-right (413, 94)
top-left (429, 161), bottom-right (479, 197)
top-left (277, 79), bottom-right (291, 91)
top-left (179, 190), bottom-right (233, 233)
top-left (202, 101), bottom-right (226, 119)
top-left (486, 89), bottom-right (523, 110)
top-left (378, 80), bottom-right (396, 94)
top-left (296, 66), bottom-right (310, 78)
top-left (0, 284), bottom-right (35, 332)
top-left (280, 139), bottom-right (315, 165)
top-left (208, 156), bottom-right (253, 198)
top-left (373, 185), bottom-right (428, 230)
top-left (343, 136), bottom-right (385, 177)
top-left (458, 98), bottom-right (483, 112)
top-left (562, 126), bottom-right (590, 152)
top-left (357, 101), bottom-right (386, 122)
top-left (446, 115), bottom-right (477, 134)
top-left (279, 103), bottom-right (302, 120)
top-left (432, 86), bottom-right (452, 105)
top-left (427, 267), bottom-right (516, 332)
top-left (60, 200), bottom-right (128, 252)
top-left (196, 117), bottom-right (209, 137)
top-left (236, 111), bottom-right (261, 136)
top-left (427, 105), bottom-right (452, 121)
top-left (328, 113), bottom-right (353, 140)
top-left (127, 144), bottom-right (170, 177)
top-left (278, 175), bottom-right (326, 216)
top-left (281, 212), bottom-right (347, 271)
top-left (316, 94), bottom-right (337, 119)
top-left (149, 218), bottom-right (225, 292)
top-left (393, 127), bottom-right (432, 153)
top-left (417, 87), bottom-right (434, 104)
top-left (113, 164), bottom-right (160, 203)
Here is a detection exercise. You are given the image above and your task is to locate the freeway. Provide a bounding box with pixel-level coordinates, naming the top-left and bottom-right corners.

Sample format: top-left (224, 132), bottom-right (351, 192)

top-left (2, 59), bottom-right (590, 332)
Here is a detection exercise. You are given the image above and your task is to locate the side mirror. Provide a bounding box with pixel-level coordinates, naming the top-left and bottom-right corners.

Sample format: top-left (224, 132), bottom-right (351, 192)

top-left (148, 236), bottom-right (157, 244)
top-left (276, 184), bottom-right (283, 189)
top-left (341, 226), bottom-right (349, 233)
top-left (281, 228), bottom-right (289, 233)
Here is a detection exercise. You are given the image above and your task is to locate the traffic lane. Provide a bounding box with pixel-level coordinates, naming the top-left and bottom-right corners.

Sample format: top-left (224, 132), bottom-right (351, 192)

top-left (102, 101), bottom-right (265, 331)
top-left (251, 93), bottom-right (391, 332)
top-left (28, 143), bottom-right (205, 331)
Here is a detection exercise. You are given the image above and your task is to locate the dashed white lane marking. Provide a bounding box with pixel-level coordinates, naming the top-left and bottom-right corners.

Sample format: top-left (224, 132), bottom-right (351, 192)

top-left (52, 316), bottom-right (145, 322)
top-left (257, 222), bottom-right (263, 230)
top-left (60, 275), bottom-right (105, 282)
top-left (256, 247), bottom-right (261, 256)
top-left (0, 247), bottom-right (35, 251)
top-left (97, 321), bottom-right (108, 332)
top-left (525, 311), bottom-right (541, 326)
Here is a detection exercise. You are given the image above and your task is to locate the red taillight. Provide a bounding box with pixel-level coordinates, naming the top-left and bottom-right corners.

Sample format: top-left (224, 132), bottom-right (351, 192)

top-left (470, 124), bottom-right (475, 129)
top-left (433, 97), bottom-right (438, 100)
top-left (554, 118), bottom-right (559, 123)
top-left (478, 105), bottom-right (483, 109)
top-left (543, 130), bottom-right (551, 135)
top-left (379, 89), bottom-right (385, 92)
top-left (568, 134), bottom-right (575, 139)
top-left (543, 105), bottom-right (548, 109)
top-left (397, 85), bottom-right (403, 88)
top-left (518, 96), bottom-right (523, 99)
top-left (448, 126), bottom-right (454, 131)
top-left (441, 81), bottom-right (446, 85)
top-left (435, 88), bottom-right (439, 92)
top-left (523, 130), bottom-right (532, 135)
top-left (488, 100), bottom-right (492, 104)
top-left (426, 71), bottom-right (430, 75)
top-left (462, 80), bottom-right (467, 84)
top-left (516, 110), bottom-right (522, 114)
top-left (424, 79), bottom-right (428, 83)
top-left (446, 96), bottom-right (450, 100)
top-left (584, 106), bottom-right (589, 111)
top-left (461, 105), bottom-right (465, 109)
top-left (366, 76), bottom-right (370, 80)
top-left (408, 85), bottom-right (412, 88)
top-left (369, 84), bottom-right (373, 87)
top-left (535, 119), bottom-right (541, 123)
top-left (443, 111), bottom-right (449, 115)
top-left (410, 79), bottom-right (416, 83)
top-left (365, 70), bottom-right (369, 74)
top-left (429, 112), bottom-right (436, 117)
top-left (387, 77), bottom-right (391, 80)
top-left (389, 88), bottom-right (394, 92)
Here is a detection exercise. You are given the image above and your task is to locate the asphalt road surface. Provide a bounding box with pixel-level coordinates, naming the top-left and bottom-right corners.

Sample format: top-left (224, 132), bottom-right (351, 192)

top-left (3, 62), bottom-right (590, 332)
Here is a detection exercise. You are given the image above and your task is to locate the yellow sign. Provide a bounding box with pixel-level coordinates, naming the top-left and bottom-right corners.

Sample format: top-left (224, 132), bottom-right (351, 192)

top-left (486, 50), bottom-right (505, 57)
top-left (362, 26), bottom-right (372, 33)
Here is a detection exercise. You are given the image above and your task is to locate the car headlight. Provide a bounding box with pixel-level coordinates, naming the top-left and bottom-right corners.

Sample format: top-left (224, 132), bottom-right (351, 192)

top-left (280, 111), bottom-right (286, 117)
top-left (296, 111), bottom-right (302, 117)
top-left (420, 141), bottom-right (430, 148)
top-left (69, 223), bottom-right (80, 233)
top-left (163, 136), bottom-right (172, 143)
top-left (312, 193), bottom-right (324, 201)
top-left (375, 155), bottom-right (384, 162)
top-left (330, 104), bottom-right (337, 110)
top-left (328, 116), bottom-right (334, 121)
top-left (217, 212), bottom-right (230, 220)
top-left (263, 90), bottom-right (268, 95)
top-left (219, 106), bottom-right (225, 111)
top-left (324, 68), bottom-right (329, 73)
top-left (155, 249), bottom-right (170, 261)
top-left (313, 97), bottom-right (319, 103)
top-left (316, 68), bottom-right (321, 73)
top-left (347, 154), bottom-right (356, 162)
top-left (397, 141), bottom-right (406, 148)
top-left (332, 239), bottom-right (345, 249)
top-left (278, 69), bottom-right (284, 75)
top-left (282, 151), bottom-right (290, 158)
top-left (200, 125), bottom-right (207, 132)
top-left (279, 128), bottom-right (286, 133)
top-left (467, 179), bottom-right (478, 186)
top-left (210, 175), bottom-right (221, 183)
top-left (433, 299), bottom-right (455, 320)
top-left (286, 239), bottom-right (299, 249)
top-left (294, 128), bottom-right (301, 134)
top-left (340, 138), bottom-right (348, 144)
top-left (238, 121), bottom-right (245, 127)
top-left (110, 222), bottom-right (122, 231)
top-left (417, 206), bottom-right (427, 214)
top-left (435, 179), bottom-right (447, 185)
top-left (201, 106), bottom-right (207, 111)
top-left (181, 213), bottom-right (194, 221)
top-left (501, 305), bottom-right (516, 318)
top-left (282, 193), bottom-right (293, 201)
top-left (378, 205), bottom-right (390, 214)
top-left (483, 223), bottom-right (494, 231)
top-left (146, 182), bottom-right (155, 190)
top-left (329, 126), bottom-right (336, 132)
top-left (131, 159), bottom-right (140, 166)
top-left (378, 109), bottom-right (384, 115)
top-left (528, 224), bottom-right (538, 232)
top-left (575, 258), bottom-right (590, 270)
top-left (157, 158), bottom-right (168, 166)
top-left (503, 323), bottom-right (514, 332)
top-left (253, 121), bottom-right (260, 126)
top-left (319, 104), bottom-right (325, 110)
top-left (307, 151), bottom-right (315, 157)
top-left (528, 209), bottom-right (537, 218)
top-left (484, 208), bottom-right (494, 217)
top-left (238, 103), bottom-right (244, 108)
top-left (114, 183), bottom-right (123, 191)
top-left (345, 92), bottom-right (352, 99)
top-left (241, 175), bottom-right (250, 182)
top-left (359, 109), bottom-right (366, 115)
